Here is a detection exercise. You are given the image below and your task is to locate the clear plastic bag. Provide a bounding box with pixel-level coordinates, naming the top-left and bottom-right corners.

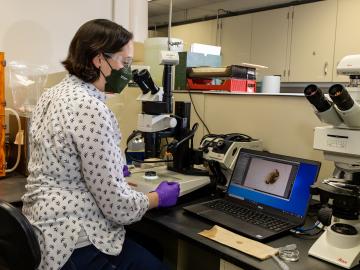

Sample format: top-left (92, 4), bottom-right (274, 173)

top-left (8, 61), bottom-right (48, 116)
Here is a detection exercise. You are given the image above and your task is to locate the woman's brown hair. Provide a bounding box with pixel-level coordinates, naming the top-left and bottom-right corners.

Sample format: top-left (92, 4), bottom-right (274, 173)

top-left (62, 19), bottom-right (133, 83)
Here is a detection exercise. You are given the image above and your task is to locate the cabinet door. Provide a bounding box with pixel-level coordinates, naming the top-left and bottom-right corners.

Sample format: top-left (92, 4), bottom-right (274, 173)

top-left (220, 260), bottom-right (244, 270)
top-left (250, 7), bottom-right (291, 82)
top-left (333, 0), bottom-right (360, 82)
top-left (171, 20), bottom-right (217, 51)
top-left (289, 0), bottom-right (337, 82)
top-left (220, 14), bottom-right (252, 66)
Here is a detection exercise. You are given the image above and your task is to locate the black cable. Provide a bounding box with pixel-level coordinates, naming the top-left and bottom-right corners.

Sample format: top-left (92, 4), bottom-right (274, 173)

top-left (125, 148), bottom-right (173, 164)
top-left (200, 133), bottom-right (223, 144)
top-left (199, 134), bottom-right (222, 150)
top-left (173, 123), bottom-right (199, 148)
top-left (126, 130), bottom-right (142, 145)
top-left (200, 132), bottom-right (255, 145)
top-left (187, 90), bottom-right (211, 134)
top-left (224, 133), bottom-right (253, 142)
top-left (291, 227), bottom-right (324, 239)
top-left (208, 160), bottom-right (227, 186)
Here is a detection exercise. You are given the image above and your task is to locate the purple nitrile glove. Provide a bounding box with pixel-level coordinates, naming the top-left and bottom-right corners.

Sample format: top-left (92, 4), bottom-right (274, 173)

top-left (123, 165), bottom-right (131, 177)
top-left (155, 181), bottom-right (180, 208)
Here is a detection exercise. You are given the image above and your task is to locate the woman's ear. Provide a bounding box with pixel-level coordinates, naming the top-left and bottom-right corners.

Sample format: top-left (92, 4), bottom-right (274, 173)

top-left (92, 54), bottom-right (102, 69)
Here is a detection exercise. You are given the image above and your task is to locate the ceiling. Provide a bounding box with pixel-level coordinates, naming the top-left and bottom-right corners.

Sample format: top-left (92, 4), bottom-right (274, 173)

top-left (148, 0), bottom-right (307, 28)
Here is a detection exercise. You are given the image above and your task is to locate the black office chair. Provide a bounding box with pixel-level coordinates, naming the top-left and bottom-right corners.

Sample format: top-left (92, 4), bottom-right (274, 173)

top-left (0, 200), bottom-right (41, 270)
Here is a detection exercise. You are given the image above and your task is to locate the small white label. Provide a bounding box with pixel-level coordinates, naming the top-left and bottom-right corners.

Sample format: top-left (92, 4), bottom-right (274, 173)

top-left (327, 138), bottom-right (347, 149)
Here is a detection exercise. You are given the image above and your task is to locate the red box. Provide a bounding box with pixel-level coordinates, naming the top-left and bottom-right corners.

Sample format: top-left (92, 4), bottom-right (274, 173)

top-left (187, 78), bottom-right (256, 92)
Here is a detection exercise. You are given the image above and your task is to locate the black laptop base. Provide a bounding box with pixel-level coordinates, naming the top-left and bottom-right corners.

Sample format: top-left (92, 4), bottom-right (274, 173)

top-left (183, 199), bottom-right (299, 242)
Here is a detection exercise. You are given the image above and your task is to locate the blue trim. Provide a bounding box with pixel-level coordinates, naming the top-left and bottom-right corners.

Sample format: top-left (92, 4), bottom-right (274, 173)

top-left (228, 163), bottom-right (318, 217)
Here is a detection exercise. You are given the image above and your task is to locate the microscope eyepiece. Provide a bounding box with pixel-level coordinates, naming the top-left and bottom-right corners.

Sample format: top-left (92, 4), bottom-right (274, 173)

top-left (304, 84), bottom-right (332, 112)
top-left (328, 84), bottom-right (354, 111)
top-left (132, 69), bottom-right (160, 95)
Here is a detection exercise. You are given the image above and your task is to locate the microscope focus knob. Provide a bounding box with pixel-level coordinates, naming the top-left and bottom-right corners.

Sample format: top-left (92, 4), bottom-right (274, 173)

top-left (169, 117), bottom-right (177, 128)
top-left (318, 205), bottom-right (332, 226)
top-left (216, 140), bottom-right (225, 149)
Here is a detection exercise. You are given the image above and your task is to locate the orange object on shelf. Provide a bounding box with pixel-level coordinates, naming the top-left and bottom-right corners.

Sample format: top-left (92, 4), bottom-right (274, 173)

top-left (187, 78), bottom-right (256, 93)
top-left (0, 52), bottom-right (6, 176)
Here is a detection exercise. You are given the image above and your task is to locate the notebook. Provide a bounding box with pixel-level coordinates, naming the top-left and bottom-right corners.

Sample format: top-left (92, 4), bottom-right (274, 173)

top-left (183, 148), bottom-right (321, 241)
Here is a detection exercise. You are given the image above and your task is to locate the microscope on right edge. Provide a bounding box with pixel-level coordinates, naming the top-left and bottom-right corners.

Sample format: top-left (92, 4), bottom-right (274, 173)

top-left (304, 55), bottom-right (360, 269)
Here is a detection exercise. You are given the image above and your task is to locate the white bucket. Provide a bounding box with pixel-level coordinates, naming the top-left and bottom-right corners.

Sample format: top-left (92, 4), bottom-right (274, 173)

top-left (261, 75), bottom-right (281, 93)
top-left (144, 37), bottom-right (184, 86)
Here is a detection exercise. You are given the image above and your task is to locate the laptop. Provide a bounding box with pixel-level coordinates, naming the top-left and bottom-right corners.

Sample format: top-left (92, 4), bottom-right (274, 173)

top-left (183, 148), bottom-right (321, 241)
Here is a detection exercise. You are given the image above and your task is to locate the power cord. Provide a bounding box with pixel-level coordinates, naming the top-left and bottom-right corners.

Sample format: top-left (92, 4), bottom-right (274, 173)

top-left (167, 123), bottom-right (199, 152)
top-left (199, 132), bottom-right (255, 150)
top-left (125, 147), bottom-right (173, 164)
top-left (187, 90), bottom-right (211, 134)
top-left (290, 221), bottom-right (324, 239)
top-left (293, 221), bottom-right (322, 232)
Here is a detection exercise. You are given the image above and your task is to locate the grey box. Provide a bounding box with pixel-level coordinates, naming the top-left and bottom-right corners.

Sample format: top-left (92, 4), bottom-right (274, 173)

top-left (175, 52), bottom-right (221, 90)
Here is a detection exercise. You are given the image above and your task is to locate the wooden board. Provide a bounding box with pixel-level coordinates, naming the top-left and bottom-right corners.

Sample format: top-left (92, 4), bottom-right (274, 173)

top-left (199, 225), bottom-right (278, 260)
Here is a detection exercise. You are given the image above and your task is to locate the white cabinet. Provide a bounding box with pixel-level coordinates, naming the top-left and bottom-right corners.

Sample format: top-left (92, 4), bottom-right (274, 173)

top-left (162, 0), bottom-right (360, 83)
top-left (333, 0), bottom-right (360, 82)
top-left (250, 7), bottom-right (292, 82)
top-left (220, 14), bottom-right (252, 66)
top-left (171, 20), bottom-right (217, 51)
top-left (288, 0), bottom-right (337, 82)
top-left (249, 0), bottom-right (337, 82)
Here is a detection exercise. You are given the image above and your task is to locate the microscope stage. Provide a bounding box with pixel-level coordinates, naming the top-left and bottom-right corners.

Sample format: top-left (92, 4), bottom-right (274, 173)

top-left (126, 166), bottom-right (210, 197)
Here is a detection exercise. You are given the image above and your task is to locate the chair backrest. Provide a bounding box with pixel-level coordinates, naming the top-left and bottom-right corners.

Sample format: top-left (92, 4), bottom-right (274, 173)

top-left (0, 200), bottom-right (41, 270)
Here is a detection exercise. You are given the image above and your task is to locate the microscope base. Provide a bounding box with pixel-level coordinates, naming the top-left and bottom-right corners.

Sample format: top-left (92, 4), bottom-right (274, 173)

top-left (126, 166), bottom-right (210, 197)
top-left (309, 229), bottom-right (360, 269)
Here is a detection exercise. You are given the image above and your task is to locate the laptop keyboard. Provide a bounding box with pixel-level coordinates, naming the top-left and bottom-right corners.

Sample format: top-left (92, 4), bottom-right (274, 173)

top-left (204, 200), bottom-right (292, 232)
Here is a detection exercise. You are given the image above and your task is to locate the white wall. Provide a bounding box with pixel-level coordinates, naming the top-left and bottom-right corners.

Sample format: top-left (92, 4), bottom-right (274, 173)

top-left (114, 0), bottom-right (148, 43)
top-left (0, 0), bottom-right (113, 73)
top-left (105, 87), bottom-right (334, 182)
top-left (0, 0), bottom-right (148, 73)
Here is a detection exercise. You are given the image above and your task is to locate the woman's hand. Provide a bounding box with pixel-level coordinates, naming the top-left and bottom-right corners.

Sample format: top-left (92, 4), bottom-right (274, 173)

top-left (147, 181), bottom-right (180, 209)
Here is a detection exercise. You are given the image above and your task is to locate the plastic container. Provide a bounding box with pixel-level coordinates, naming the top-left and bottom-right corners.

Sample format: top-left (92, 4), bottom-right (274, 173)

top-left (261, 75), bottom-right (281, 93)
top-left (8, 61), bottom-right (48, 116)
top-left (144, 37), bottom-right (183, 86)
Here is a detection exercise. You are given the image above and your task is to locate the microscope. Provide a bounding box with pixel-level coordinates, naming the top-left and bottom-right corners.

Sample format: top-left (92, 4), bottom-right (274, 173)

top-left (200, 133), bottom-right (263, 188)
top-left (304, 55), bottom-right (360, 269)
top-left (127, 51), bottom-right (210, 196)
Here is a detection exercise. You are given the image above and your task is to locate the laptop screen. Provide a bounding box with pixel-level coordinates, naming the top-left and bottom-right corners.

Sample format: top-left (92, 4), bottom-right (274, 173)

top-left (227, 149), bottom-right (320, 218)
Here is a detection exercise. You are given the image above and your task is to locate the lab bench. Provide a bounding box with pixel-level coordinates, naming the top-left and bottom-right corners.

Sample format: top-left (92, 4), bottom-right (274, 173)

top-left (128, 195), bottom-right (359, 270)
top-left (0, 174), bottom-right (358, 270)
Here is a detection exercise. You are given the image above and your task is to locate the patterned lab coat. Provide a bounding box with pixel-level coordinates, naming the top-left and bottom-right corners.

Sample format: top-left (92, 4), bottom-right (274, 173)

top-left (22, 75), bottom-right (149, 270)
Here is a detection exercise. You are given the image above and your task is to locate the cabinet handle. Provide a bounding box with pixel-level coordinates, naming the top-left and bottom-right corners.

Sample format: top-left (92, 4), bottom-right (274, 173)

top-left (324, 62), bottom-right (328, 76)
